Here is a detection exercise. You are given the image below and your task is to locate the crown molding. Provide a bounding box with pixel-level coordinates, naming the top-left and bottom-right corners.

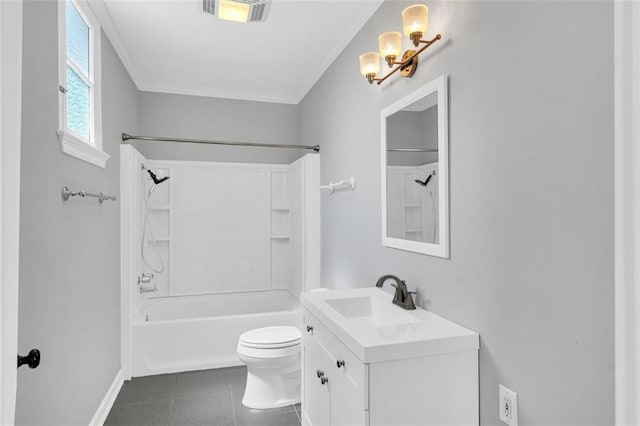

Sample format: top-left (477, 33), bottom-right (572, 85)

top-left (89, 0), bottom-right (382, 105)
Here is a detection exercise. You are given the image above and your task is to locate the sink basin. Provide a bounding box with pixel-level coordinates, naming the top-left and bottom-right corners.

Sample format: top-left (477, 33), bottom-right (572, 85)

top-left (325, 295), bottom-right (421, 327)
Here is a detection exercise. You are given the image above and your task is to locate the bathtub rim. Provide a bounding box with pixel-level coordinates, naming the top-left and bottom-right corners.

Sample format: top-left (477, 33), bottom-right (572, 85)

top-left (135, 306), bottom-right (301, 326)
top-left (136, 288), bottom-right (301, 325)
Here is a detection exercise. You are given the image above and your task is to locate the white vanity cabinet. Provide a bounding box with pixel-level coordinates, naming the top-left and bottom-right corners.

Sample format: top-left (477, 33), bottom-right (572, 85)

top-left (301, 288), bottom-right (479, 426)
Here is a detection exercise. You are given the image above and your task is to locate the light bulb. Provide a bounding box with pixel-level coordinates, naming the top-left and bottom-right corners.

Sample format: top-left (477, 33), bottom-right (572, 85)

top-left (359, 52), bottom-right (380, 76)
top-left (378, 32), bottom-right (402, 67)
top-left (402, 4), bottom-right (429, 45)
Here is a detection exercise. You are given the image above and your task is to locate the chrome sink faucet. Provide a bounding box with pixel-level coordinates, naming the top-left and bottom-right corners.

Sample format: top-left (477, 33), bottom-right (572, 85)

top-left (375, 275), bottom-right (416, 310)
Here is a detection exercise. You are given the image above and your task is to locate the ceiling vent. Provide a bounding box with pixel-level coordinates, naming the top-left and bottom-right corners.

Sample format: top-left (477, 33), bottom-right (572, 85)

top-left (202, 0), bottom-right (271, 23)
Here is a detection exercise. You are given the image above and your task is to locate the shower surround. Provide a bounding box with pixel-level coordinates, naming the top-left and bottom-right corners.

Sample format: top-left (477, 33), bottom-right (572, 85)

top-left (120, 145), bottom-right (320, 377)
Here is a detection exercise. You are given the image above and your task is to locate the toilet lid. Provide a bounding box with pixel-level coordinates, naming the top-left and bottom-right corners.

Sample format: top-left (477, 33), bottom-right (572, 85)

top-left (239, 326), bottom-right (301, 349)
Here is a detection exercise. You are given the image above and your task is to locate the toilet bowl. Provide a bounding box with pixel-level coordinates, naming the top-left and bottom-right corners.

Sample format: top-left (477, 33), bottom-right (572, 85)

top-left (237, 326), bottom-right (301, 409)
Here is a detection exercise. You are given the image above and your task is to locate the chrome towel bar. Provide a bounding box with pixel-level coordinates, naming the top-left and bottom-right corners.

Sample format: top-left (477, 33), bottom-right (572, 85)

top-left (61, 186), bottom-right (117, 204)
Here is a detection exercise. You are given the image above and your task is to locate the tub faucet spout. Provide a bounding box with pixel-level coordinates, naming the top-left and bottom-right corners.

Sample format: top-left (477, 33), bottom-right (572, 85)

top-left (139, 285), bottom-right (157, 294)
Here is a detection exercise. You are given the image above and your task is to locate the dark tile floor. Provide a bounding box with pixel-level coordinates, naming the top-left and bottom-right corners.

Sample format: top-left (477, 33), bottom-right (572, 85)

top-left (105, 366), bottom-right (301, 426)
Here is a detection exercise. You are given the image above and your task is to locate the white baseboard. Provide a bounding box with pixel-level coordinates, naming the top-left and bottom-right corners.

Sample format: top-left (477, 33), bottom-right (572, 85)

top-left (89, 369), bottom-right (124, 426)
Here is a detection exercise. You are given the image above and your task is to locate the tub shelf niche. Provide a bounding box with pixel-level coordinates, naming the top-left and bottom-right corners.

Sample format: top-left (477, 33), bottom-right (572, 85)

top-left (270, 170), bottom-right (291, 290)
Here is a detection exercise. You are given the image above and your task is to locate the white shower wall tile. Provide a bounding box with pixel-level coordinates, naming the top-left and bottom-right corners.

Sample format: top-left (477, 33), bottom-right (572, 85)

top-left (168, 164), bottom-right (289, 295)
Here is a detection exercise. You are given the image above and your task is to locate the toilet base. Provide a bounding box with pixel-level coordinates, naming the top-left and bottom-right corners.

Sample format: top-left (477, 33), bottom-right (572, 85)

top-left (238, 352), bottom-right (301, 410)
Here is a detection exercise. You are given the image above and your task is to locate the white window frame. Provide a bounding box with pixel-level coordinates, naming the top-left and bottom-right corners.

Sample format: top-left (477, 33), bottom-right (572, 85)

top-left (57, 0), bottom-right (109, 168)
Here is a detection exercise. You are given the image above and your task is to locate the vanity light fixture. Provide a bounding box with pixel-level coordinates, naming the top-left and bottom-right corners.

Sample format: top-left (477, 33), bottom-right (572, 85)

top-left (359, 4), bottom-right (441, 85)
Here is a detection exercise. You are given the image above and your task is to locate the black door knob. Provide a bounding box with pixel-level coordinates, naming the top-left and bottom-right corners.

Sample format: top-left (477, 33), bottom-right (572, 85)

top-left (18, 349), bottom-right (40, 369)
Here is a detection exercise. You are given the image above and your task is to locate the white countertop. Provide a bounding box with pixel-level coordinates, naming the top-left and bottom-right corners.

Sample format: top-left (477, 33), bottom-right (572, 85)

top-left (301, 287), bottom-right (479, 363)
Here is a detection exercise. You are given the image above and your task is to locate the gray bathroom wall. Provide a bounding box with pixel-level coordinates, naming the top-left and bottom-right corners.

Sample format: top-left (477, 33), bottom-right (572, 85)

top-left (135, 92), bottom-right (303, 164)
top-left (16, 1), bottom-right (138, 423)
top-left (300, 1), bottom-right (613, 424)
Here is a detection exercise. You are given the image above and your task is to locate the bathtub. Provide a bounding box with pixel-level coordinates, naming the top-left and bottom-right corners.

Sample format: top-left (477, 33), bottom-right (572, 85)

top-left (132, 290), bottom-right (301, 377)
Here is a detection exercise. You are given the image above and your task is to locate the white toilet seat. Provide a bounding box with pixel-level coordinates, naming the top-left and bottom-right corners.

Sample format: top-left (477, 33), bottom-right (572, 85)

top-left (239, 326), bottom-right (301, 347)
top-left (237, 326), bottom-right (302, 358)
top-left (237, 342), bottom-right (300, 359)
top-left (239, 340), bottom-right (301, 349)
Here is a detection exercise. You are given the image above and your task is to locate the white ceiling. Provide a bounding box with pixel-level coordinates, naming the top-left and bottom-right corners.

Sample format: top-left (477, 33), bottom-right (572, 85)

top-left (90, 0), bottom-right (384, 104)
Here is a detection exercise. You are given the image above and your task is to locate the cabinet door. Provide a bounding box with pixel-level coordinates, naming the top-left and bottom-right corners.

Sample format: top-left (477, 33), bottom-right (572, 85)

top-left (304, 309), bottom-right (368, 426)
top-left (328, 350), bottom-right (368, 426)
top-left (302, 324), bottom-right (331, 426)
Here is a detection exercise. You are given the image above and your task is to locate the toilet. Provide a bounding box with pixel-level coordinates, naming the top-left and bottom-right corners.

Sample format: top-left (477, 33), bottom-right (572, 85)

top-left (237, 325), bottom-right (302, 409)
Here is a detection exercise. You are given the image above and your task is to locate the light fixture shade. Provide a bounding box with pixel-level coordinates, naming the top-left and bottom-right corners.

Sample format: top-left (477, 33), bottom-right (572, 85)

top-left (219, 0), bottom-right (250, 23)
top-left (359, 52), bottom-right (380, 77)
top-left (402, 4), bottom-right (429, 37)
top-left (378, 32), bottom-right (402, 59)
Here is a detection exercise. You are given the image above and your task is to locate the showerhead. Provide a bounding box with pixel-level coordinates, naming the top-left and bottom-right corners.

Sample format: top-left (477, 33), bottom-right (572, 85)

top-left (144, 168), bottom-right (170, 185)
top-left (415, 174), bottom-right (433, 187)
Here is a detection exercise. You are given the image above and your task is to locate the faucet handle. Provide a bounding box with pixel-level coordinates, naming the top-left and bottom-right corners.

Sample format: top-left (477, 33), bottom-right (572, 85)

top-left (405, 291), bottom-right (417, 310)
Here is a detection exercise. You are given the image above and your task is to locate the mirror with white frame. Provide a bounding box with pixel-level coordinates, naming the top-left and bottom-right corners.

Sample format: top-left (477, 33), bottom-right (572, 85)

top-left (380, 75), bottom-right (449, 257)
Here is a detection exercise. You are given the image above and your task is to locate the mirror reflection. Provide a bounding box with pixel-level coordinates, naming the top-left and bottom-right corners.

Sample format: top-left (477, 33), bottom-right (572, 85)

top-left (385, 92), bottom-right (439, 244)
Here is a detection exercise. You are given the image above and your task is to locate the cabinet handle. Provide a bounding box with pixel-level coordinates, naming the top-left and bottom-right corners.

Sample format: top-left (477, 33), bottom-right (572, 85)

top-left (317, 369), bottom-right (324, 378)
top-left (336, 359), bottom-right (345, 368)
top-left (306, 325), bottom-right (313, 333)
top-left (320, 376), bottom-right (329, 385)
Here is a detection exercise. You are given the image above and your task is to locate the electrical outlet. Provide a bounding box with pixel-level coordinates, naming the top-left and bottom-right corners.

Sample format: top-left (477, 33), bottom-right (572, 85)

top-left (499, 385), bottom-right (518, 426)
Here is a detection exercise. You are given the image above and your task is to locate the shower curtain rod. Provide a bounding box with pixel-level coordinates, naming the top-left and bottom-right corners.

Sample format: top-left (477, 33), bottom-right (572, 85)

top-left (121, 133), bottom-right (320, 152)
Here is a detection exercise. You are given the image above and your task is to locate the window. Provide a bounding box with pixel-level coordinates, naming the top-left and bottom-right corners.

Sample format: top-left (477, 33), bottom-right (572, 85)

top-left (57, 0), bottom-right (109, 168)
